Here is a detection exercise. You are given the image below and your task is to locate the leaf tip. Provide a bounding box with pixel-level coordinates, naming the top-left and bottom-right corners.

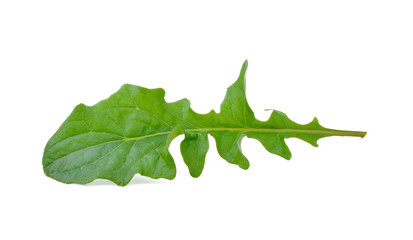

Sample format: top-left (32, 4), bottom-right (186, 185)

top-left (119, 83), bottom-right (136, 93)
top-left (240, 59), bottom-right (248, 76)
top-left (240, 162), bottom-right (250, 170)
top-left (243, 59), bottom-right (248, 68)
top-left (74, 103), bottom-right (87, 110)
top-left (312, 141), bottom-right (319, 147)
top-left (155, 87), bottom-right (166, 99)
top-left (189, 172), bottom-right (202, 178)
top-left (230, 59), bottom-right (249, 92)
top-left (120, 83), bottom-right (133, 88)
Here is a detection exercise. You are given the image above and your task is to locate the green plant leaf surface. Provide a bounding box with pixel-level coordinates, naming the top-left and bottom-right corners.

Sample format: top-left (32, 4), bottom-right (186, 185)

top-left (43, 60), bottom-right (366, 186)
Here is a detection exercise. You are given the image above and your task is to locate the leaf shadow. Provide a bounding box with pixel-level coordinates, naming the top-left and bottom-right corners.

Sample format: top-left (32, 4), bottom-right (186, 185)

top-left (85, 175), bottom-right (164, 187)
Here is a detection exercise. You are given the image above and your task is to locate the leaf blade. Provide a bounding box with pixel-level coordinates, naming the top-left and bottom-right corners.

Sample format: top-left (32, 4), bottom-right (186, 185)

top-left (180, 132), bottom-right (209, 178)
top-left (43, 60), bottom-right (366, 185)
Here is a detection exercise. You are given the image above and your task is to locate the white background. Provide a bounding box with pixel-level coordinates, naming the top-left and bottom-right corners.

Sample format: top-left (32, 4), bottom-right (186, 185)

top-left (1, 1), bottom-right (412, 239)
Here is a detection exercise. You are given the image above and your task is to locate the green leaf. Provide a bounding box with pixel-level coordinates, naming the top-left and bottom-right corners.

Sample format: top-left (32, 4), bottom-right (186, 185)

top-left (43, 60), bottom-right (366, 186)
top-left (180, 131), bottom-right (209, 178)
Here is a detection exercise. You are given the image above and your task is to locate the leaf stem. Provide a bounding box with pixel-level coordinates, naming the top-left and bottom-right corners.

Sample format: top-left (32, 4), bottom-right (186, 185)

top-left (122, 127), bottom-right (366, 142)
top-left (186, 128), bottom-right (367, 138)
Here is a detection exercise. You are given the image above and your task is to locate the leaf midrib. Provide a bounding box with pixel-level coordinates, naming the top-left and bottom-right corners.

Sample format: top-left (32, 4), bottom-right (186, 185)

top-left (122, 128), bottom-right (366, 141)
top-left (98, 128), bottom-right (358, 143)
top-left (47, 127), bottom-right (365, 165)
top-left (186, 128), bottom-right (366, 136)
